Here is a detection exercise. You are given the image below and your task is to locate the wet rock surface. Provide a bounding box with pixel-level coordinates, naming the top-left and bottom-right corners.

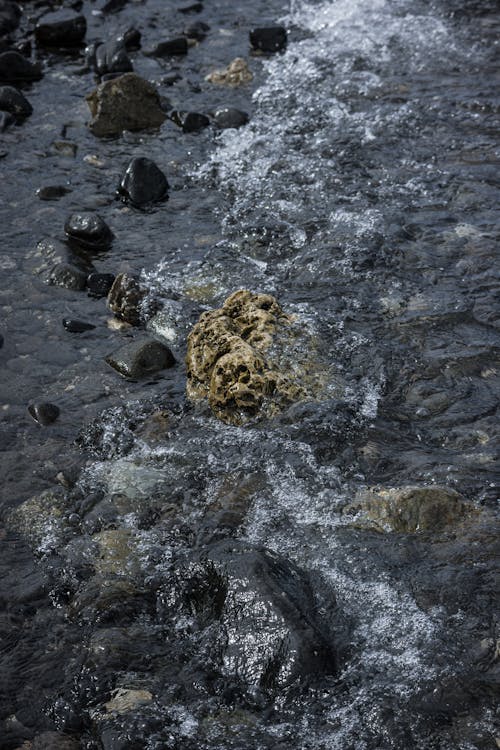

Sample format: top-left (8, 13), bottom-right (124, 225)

top-left (35, 10), bottom-right (87, 48)
top-left (107, 272), bottom-right (147, 325)
top-left (213, 107), bottom-right (249, 129)
top-left (91, 40), bottom-right (133, 77)
top-left (86, 73), bottom-right (166, 137)
top-left (0, 51), bottom-right (42, 83)
top-left (117, 156), bottom-right (169, 206)
top-left (0, 86), bottom-right (32, 121)
top-left (105, 337), bottom-right (176, 378)
top-left (249, 26), bottom-right (287, 53)
top-left (64, 212), bottom-right (113, 251)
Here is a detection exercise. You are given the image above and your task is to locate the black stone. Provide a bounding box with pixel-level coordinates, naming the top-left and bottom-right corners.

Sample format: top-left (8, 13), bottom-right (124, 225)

top-left (147, 37), bottom-right (188, 57)
top-left (28, 403), bottom-right (60, 426)
top-left (0, 110), bottom-right (14, 131)
top-left (0, 2), bottom-right (21, 38)
top-left (49, 262), bottom-right (88, 290)
top-left (183, 21), bottom-right (210, 40)
top-left (36, 185), bottom-right (71, 201)
top-left (117, 157), bottom-right (169, 207)
top-left (119, 27), bottom-right (141, 50)
top-left (62, 318), bottom-right (96, 333)
top-left (0, 86), bottom-right (32, 120)
top-left (87, 272), bottom-right (115, 298)
top-left (64, 212), bottom-right (113, 250)
top-left (102, 0), bottom-right (128, 12)
top-left (0, 51), bottom-right (43, 83)
top-left (178, 2), bottom-right (203, 13)
top-left (213, 107), bottom-right (249, 129)
top-left (105, 337), bottom-right (176, 379)
top-left (0, 333), bottom-right (3, 348)
top-left (95, 40), bottom-right (132, 76)
top-left (37, 237), bottom-right (95, 289)
top-left (35, 10), bottom-right (87, 47)
top-left (171, 110), bottom-right (210, 133)
top-left (249, 26), bottom-right (287, 53)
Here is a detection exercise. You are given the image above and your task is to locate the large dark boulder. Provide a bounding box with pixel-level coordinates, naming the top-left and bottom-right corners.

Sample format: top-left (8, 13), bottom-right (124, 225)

top-left (0, 51), bottom-right (42, 83)
top-left (64, 212), bottom-right (113, 251)
top-left (35, 10), bottom-right (87, 47)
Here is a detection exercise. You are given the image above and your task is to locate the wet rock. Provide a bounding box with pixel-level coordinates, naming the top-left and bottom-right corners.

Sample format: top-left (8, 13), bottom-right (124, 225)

top-left (117, 156), bottom-right (168, 207)
top-left (249, 26), bottom-right (287, 53)
top-left (170, 110), bottom-right (210, 133)
top-left (146, 37), bottom-right (188, 57)
top-left (93, 40), bottom-right (132, 76)
top-left (49, 262), bottom-right (88, 290)
top-left (86, 73), bottom-right (166, 138)
top-left (347, 485), bottom-right (474, 533)
top-left (105, 337), bottom-right (175, 378)
top-left (6, 490), bottom-right (67, 550)
top-left (0, 51), bottom-right (42, 83)
top-left (0, 110), bottom-right (14, 131)
top-left (64, 212), bottom-right (113, 251)
top-left (184, 21), bottom-right (209, 41)
top-left (0, 2), bottom-right (21, 37)
top-left (0, 86), bottom-right (32, 120)
top-left (0, 333), bottom-right (3, 348)
top-left (213, 107), bottom-right (248, 129)
top-left (62, 318), bottom-right (96, 333)
top-left (118, 27), bottom-right (141, 50)
top-left (205, 57), bottom-right (253, 86)
top-left (36, 185), bottom-right (71, 201)
top-left (28, 402), bottom-right (60, 426)
top-left (161, 72), bottom-right (182, 86)
top-left (178, 2), bottom-right (203, 13)
top-left (104, 688), bottom-right (152, 714)
top-left (87, 272), bottom-right (115, 298)
top-left (175, 541), bottom-right (338, 693)
top-left (31, 732), bottom-right (80, 750)
top-left (186, 290), bottom-right (311, 423)
top-left (107, 272), bottom-right (146, 325)
top-left (35, 10), bottom-right (86, 47)
top-left (102, 0), bottom-right (129, 12)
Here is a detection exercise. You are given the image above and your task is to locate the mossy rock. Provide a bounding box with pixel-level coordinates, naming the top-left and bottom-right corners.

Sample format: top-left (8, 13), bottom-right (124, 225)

top-left (346, 485), bottom-right (474, 533)
top-left (186, 290), bottom-right (327, 423)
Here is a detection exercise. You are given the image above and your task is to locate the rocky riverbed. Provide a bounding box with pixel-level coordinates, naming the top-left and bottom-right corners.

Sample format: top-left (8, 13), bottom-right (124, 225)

top-left (0, 0), bottom-right (499, 749)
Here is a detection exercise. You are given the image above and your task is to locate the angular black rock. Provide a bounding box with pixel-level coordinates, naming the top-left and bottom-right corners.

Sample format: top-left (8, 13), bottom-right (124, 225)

top-left (183, 21), bottom-right (210, 41)
top-left (0, 86), bottom-right (32, 120)
top-left (117, 157), bottom-right (169, 207)
top-left (28, 403), bottom-right (60, 426)
top-left (87, 272), bottom-right (115, 298)
top-left (62, 318), bottom-right (96, 333)
top-left (35, 10), bottom-right (87, 47)
top-left (36, 185), bottom-right (71, 201)
top-left (94, 40), bottom-right (132, 76)
top-left (119, 27), bottom-right (141, 50)
top-left (213, 107), bottom-right (249, 129)
top-left (64, 212), bottom-right (113, 250)
top-left (249, 26), bottom-right (287, 53)
top-left (0, 2), bottom-right (21, 37)
top-left (107, 272), bottom-right (145, 325)
top-left (147, 37), bottom-right (188, 57)
top-left (105, 338), bottom-right (176, 378)
top-left (171, 110), bottom-right (210, 133)
top-left (0, 110), bottom-right (15, 131)
top-left (0, 51), bottom-right (43, 83)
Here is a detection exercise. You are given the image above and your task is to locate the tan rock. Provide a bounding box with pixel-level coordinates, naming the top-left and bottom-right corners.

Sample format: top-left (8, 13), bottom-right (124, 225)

top-left (347, 485), bottom-right (473, 533)
top-left (105, 688), bottom-right (153, 714)
top-left (86, 73), bottom-right (166, 137)
top-left (186, 290), bottom-right (313, 423)
top-left (205, 57), bottom-right (253, 87)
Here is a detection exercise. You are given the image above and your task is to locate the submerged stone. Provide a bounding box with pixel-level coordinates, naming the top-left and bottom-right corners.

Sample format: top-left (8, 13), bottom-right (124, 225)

top-left (35, 10), bottom-right (86, 47)
top-left (347, 485), bottom-right (474, 533)
top-left (105, 337), bottom-right (175, 378)
top-left (170, 110), bottom-right (210, 133)
top-left (93, 40), bottom-right (132, 76)
top-left (184, 21), bottom-right (209, 40)
top-left (62, 318), bottom-right (96, 333)
top-left (86, 73), bottom-right (166, 138)
top-left (37, 185), bottom-right (71, 201)
top-left (186, 290), bottom-right (316, 423)
top-left (0, 51), bottom-right (42, 83)
top-left (213, 107), bottom-right (249, 129)
top-left (105, 688), bottom-right (153, 714)
top-left (117, 156), bottom-right (169, 207)
top-left (205, 57), bottom-right (253, 87)
top-left (0, 86), bottom-right (32, 120)
top-left (146, 37), bottom-right (188, 57)
top-left (87, 272), bottom-right (115, 298)
top-left (64, 212), bottom-right (113, 250)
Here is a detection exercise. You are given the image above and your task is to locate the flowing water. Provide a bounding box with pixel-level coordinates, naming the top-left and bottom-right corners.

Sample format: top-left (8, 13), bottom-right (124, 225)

top-left (0, 0), bottom-right (499, 748)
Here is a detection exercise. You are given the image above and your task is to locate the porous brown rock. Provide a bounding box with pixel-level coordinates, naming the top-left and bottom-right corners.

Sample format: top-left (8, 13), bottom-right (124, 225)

top-left (186, 290), bottom-right (308, 423)
top-left (205, 57), bottom-right (253, 87)
top-left (86, 73), bottom-right (166, 137)
top-left (346, 485), bottom-right (474, 533)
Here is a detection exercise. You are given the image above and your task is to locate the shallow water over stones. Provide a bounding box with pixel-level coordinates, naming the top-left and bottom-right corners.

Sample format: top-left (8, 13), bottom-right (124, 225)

top-left (0, 0), bottom-right (499, 749)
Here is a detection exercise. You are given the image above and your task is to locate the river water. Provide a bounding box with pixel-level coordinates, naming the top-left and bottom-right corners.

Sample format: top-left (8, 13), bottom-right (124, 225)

top-left (0, 0), bottom-right (499, 748)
